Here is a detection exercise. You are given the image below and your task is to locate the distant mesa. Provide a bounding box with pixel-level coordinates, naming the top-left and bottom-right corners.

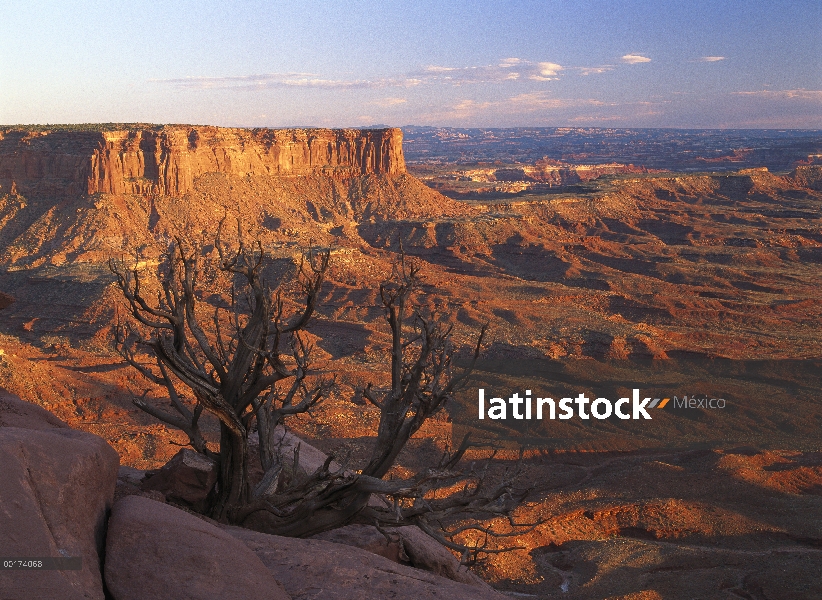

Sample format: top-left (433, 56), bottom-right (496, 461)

top-left (0, 125), bottom-right (406, 199)
top-left (791, 165), bottom-right (822, 190)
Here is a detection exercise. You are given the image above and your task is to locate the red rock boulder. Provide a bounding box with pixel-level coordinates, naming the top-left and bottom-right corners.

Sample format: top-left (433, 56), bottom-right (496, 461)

top-left (311, 523), bottom-right (490, 588)
top-left (228, 525), bottom-right (508, 600)
top-left (104, 496), bottom-right (291, 600)
top-left (140, 448), bottom-right (217, 511)
top-left (0, 389), bottom-right (119, 600)
top-left (311, 523), bottom-right (404, 563)
top-left (0, 387), bottom-right (70, 430)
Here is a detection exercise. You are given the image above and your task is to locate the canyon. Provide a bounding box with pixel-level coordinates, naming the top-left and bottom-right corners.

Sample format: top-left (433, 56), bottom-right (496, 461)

top-left (414, 160), bottom-right (653, 200)
top-left (0, 125), bottom-right (821, 599)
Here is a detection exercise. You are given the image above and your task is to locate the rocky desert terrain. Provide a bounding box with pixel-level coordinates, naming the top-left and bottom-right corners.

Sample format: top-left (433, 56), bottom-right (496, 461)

top-left (1, 125), bottom-right (820, 599)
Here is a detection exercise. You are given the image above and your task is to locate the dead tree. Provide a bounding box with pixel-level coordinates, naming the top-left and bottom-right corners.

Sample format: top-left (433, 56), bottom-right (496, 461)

top-left (110, 222), bottom-right (331, 521)
top-left (113, 231), bottom-right (532, 556)
top-left (234, 253), bottom-right (534, 555)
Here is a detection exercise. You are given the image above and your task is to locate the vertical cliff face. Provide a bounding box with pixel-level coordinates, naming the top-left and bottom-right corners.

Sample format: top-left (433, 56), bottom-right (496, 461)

top-left (0, 126), bottom-right (406, 198)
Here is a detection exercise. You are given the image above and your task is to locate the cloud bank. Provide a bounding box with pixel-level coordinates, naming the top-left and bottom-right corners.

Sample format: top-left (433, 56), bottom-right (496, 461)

top-left (734, 89), bottom-right (822, 101)
top-left (154, 73), bottom-right (420, 90)
top-left (156, 55), bottom-right (657, 93)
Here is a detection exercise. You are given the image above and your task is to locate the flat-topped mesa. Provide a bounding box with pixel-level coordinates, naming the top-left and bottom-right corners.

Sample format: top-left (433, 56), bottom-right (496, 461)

top-left (0, 126), bottom-right (406, 198)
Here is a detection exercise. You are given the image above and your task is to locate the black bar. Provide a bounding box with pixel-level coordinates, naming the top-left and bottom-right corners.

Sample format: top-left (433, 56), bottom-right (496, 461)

top-left (0, 558), bottom-right (82, 570)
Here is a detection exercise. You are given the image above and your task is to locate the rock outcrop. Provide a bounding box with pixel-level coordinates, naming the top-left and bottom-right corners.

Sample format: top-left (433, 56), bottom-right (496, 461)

top-left (0, 387), bottom-right (70, 430)
top-left (101, 495), bottom-right (508, 600)
top-left (0, 392), bottom-right (504, 599)
top-left (311, 524), bottom-right (404, 564)
top-left (311, 524), bottom-right (490, 589)
top-left (0, 389), bottom-right (119, 600)
top-left (494, 161), bottom-right (648, 186)
top-left (105, 495), bottom-right (291, 600)
top-left (140, 448), bottom-right (218, 512)
top-left (0, 126), bottom-right (406, 198)
top-left (791, 164), bottom-right (822, 190)
top-left (227, 525), bottom-right (508, 600)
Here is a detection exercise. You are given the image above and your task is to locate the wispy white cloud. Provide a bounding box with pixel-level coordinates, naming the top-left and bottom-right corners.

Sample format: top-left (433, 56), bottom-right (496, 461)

top-left (417, 59), bottom-right (561, 84)
top-left (507, 91), bottom-right (605, 110)
top-left (569, 114), bottom-right (627, 123)
top-left (453, 99), bottom-right (495, 112)
top-left (622, 54), bottom-right (651, 64)
top-left (577, 66), bottom-right (614, 76)
top-left (569, 102), bottom-right (664, 122)
top-left (413, 89), bottom-right (681, 125)
top-left (734, 89), bottom-right (822, 101)
top-left (700, 56), bottom-right (726, 62)
top-left (538, 62), bottom-right (563, 76)
top-left (527, 61), bottom-right (562, 81)
top-left (371, 97), bottom-right (408, 107)
top-left (430, 92), bottom-right (609, 121)
top-left (155, 58), bottom-right (570, 92)
top-left (155, 55), bottom-right (650, 95)
top-left (154, 73), bottom-right (420, 90)
top-left (499, 57), bottom-right (523, 67)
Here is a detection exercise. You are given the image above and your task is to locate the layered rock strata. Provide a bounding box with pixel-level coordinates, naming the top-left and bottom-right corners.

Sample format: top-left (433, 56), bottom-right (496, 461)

top-left (0, 126), bottom-right (405, 198)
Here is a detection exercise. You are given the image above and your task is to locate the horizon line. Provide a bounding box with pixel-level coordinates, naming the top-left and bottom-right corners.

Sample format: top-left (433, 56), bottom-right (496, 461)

top-left (2, 123), bottom-right (822, 132)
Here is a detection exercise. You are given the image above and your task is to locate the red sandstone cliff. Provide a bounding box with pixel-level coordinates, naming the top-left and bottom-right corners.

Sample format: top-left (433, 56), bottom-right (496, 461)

top-left (0, 126), bottom-right (405, 198)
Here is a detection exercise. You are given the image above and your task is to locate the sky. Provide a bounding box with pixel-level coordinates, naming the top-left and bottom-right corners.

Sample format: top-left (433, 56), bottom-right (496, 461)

top-left (1, 0), bottom-right (820, 128)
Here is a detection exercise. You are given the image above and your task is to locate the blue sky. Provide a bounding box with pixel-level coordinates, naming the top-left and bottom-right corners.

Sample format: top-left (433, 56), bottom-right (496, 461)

top-left (1, 0), bottom-right (820, 128)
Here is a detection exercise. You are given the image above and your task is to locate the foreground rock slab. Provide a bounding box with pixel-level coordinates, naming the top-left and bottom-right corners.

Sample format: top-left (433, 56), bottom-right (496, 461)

top-left (0, 389), bottom-right (119, 600)
top-left (105, 496), bottom-right (291, 600)
top-left (311, 524), bottom-right (490, 588)
top-left (228, 525), bottom-right (508, 600)
top-left (311, 523), bottom-right (403, 563)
